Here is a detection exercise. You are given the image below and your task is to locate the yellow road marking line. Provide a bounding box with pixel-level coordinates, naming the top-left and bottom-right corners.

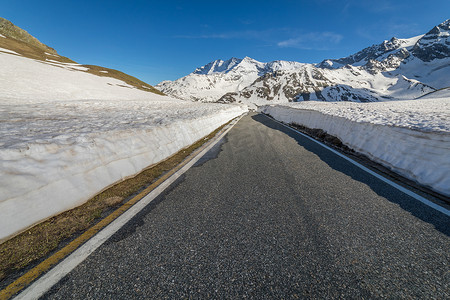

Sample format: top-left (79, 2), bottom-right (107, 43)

top-left (0, 118), bottom-right (237, 300)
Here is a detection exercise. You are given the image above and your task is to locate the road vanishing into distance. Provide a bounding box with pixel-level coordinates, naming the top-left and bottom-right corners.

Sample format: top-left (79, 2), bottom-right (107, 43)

top-left (40, 113), bottom-right (449, 299)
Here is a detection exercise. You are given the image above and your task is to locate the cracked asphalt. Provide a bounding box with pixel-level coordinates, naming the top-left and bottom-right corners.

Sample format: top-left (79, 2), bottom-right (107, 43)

top-left (42, 113), bottom-right (449, 299)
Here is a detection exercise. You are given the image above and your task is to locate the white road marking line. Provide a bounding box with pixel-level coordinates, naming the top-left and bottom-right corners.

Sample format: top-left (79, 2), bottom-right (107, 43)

top-left (14, 114), bottom-right (245, 300)
top-left (264, 114), bottom-right (450, 217)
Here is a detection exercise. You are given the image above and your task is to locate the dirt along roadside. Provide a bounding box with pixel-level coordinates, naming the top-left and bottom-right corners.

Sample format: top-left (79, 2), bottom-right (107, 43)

top-left (0, 117), bottom-right (237, 292)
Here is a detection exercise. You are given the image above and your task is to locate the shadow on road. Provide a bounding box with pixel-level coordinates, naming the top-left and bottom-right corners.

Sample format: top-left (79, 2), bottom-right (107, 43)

top-left (252, 113), bottom-right (450, 236)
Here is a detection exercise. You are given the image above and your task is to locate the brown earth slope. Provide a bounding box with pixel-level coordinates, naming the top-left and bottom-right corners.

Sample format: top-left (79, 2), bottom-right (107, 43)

top-left (0, 17), bottom-right (164, 95)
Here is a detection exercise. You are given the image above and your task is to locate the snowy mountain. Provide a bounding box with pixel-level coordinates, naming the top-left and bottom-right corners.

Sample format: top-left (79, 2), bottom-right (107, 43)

top-left (156, 57), bottom-right (304, 102)
top-left (158, 20), bottom-right (450, 105)
top-left (317, 19), bottom-right (450, 88)
top-left (317, 35), bottom-right (423, 69)
top-left (412, 19), bottom-right (450, 62)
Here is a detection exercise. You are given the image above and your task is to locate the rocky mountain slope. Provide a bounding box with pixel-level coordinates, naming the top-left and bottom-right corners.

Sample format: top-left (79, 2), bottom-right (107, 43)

top-left (158, 20), bottom-right (449, 105)
top-left (0, 17), bottom-right (164, 95)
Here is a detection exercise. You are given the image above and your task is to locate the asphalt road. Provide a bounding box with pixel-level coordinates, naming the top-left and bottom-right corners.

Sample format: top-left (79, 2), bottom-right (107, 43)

top-left (42, 113), bottom-right (449, 299)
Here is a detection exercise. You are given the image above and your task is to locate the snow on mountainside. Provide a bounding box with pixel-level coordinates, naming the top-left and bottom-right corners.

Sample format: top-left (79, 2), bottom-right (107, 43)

top-left (156, 57), bottom-right (305, 102)
top-left (219, 64), bottom-right (434, 106)
top-left (412, 19), bottom-right (450, 62)
top-left (158, 20), bottom-right (450, 105)
top-left (0, 17), bottom-right (164, 95)
top-left (317, 35), bottom-right (424, 69)
top-left (317, 19), bottom-right (450, 89)
top-left (193, 57), bottom-right (243, 75)
top-left (0, 52), bottom-right (162, 101)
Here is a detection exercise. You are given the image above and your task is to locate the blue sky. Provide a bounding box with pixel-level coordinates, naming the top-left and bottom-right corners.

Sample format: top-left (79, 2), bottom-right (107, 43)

top-left (2, 0), bottom-right (449, 85)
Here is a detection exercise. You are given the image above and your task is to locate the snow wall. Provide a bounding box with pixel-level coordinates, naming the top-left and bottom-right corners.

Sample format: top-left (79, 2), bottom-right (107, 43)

top-left (258, 105), bottom-right (450, 197)
top-left (0, 106), bottom-right (247, 242)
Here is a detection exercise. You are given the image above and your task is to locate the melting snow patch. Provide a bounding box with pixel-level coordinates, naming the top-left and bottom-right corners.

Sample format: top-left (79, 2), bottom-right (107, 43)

top-left (0, 47), bottom-right (19, 55)
top-left (43, 59), bottom-right (90, 71)
top-left (0, 52), bottom-right (155, 101)
top-left (44, 52), bottom-right (59, 57)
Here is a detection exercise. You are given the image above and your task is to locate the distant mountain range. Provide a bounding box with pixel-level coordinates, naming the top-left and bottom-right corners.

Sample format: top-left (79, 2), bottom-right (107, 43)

top-left (157, 19), bottom-right (450, 104)
top-left (157, 57), bottom-right (305, 102)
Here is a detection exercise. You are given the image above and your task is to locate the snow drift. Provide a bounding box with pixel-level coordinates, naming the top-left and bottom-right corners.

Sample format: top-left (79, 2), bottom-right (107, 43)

top-left (0, 99), bottom-right (247, 242)
top-left (0, 50), bottom-right (247, 242)
top-left (259, 99), bottom-right (450, 196)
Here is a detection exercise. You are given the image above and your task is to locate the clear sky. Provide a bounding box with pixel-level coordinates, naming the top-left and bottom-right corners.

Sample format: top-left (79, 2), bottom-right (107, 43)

top-left (2, 0), bottom-right (449, 85)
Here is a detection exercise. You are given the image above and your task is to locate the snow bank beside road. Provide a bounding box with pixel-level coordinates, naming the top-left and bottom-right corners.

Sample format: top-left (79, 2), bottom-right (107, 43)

top-left (0, 49), bottom-right (247, 242)
top-left (0, 100), bottom-right (247, 242)
top-left (259, 99), bottom-right (450, 196)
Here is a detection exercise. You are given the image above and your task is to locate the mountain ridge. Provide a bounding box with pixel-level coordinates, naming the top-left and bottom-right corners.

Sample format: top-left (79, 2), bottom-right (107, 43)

top-left (156, 57), bottom-right (305, 102)
top-left (157, 19), bottom-right (450, 105)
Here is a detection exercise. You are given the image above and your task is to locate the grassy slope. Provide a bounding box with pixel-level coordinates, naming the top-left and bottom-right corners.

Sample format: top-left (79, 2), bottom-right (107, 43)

top-left (0, 17), bottom-right (164, 95)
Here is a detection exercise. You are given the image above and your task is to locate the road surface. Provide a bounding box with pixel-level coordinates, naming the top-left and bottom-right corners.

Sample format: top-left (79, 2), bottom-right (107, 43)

top-left (41, 113), bottom-right (449, 299)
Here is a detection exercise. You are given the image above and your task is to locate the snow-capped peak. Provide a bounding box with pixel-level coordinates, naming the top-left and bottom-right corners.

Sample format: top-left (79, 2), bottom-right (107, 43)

top-left (156, 57), bottom-right (306, 102)
top-left (191, 56), bottom-right (304, 77)
top-left (412, 19), bottom-right (450, 61)
top-left (193, 57), bottom-right (242, 75)
top-left (157, 20), bottom-right (449, 104)
top-left (317, 34), bottom-right (421, 69)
